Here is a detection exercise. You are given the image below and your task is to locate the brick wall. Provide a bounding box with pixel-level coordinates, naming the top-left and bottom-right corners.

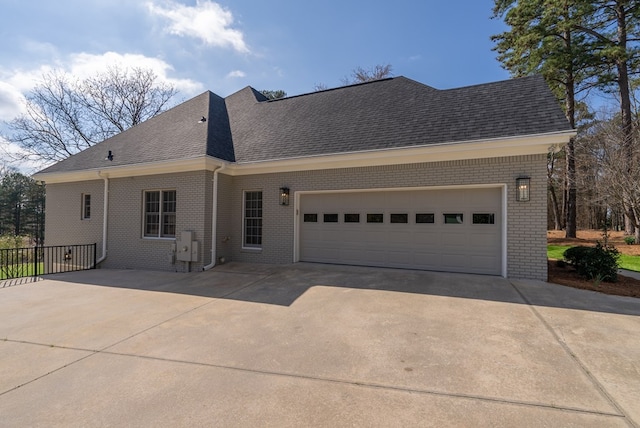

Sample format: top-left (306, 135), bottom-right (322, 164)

top-left (45, 180), bottom-right (105, 258)
top-left (224, 154), bottom-right (547, 280)
top-left (44, 154), bottom-right (547, 279)
top-left (46, 172), bottom-right (210, 272)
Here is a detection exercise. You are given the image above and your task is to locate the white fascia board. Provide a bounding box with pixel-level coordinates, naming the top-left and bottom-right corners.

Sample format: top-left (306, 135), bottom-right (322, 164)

top-left (33, 130), bottom-right (574, 183)
top-left (33, 156), bottom-right (226, 184)
top-left (224, 130), bottom-right (575, 176)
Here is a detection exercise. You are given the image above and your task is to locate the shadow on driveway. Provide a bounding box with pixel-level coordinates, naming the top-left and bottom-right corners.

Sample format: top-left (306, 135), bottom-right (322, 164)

top-left (39, 262), bottom-right (640, 317)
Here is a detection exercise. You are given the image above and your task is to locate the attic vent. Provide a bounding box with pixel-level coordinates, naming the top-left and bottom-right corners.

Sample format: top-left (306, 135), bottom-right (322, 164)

top-left (198, 116), bottom-right (207, 123)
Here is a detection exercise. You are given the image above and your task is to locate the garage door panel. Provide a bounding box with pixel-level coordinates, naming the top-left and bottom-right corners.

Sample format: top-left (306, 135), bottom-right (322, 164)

top-left (441, 253), bottom-right (469, 270)
top-left (471, 254), bottom-right (500, 270)
top-left (299, 188), bottom-right (502, 275)
top-left (444, 231), bottom-right (469, 246)
top-left (412, 252), bottom-right (443, 267)
top-left (385, 231), bottom-right (415, 245)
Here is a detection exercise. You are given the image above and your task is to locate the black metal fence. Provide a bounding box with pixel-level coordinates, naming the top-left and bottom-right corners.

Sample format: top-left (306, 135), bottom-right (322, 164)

top-left (0, 244), bottom-right (97, 280)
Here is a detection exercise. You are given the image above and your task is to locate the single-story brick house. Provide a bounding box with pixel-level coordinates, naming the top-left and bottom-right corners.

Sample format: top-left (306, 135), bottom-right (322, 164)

top-left (34, 75), bottom-right (574, 280)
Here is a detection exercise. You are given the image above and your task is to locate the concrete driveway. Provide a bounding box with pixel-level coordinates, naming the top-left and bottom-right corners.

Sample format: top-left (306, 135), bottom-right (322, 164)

top-left (1, 263), bottom-right (639, 427)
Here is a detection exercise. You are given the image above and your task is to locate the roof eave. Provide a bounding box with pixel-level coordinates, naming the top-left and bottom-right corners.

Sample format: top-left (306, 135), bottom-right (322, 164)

top-left (225, 129), bottom-right (575, 176)
top-left (33, 130), bottom-right (575, 184)
top-left (33, 156), bottom-right (228, 184)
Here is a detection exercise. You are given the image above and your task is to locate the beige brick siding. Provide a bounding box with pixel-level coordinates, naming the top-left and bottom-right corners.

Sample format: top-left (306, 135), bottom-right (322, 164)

top-left (45, 172), bottom-right (210, 272)
top-left (44, 154), bottom-right (547, 280)
top-left (223, 154), bottom-right (547, 280)
top-left (45, 180), bottom-right (105, 256)
top-left (215, 172), bottom-right (234, 264)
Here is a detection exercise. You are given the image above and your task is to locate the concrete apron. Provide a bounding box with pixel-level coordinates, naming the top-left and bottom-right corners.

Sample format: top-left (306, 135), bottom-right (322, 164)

top-left (0, 263), bottom-right (638, 427)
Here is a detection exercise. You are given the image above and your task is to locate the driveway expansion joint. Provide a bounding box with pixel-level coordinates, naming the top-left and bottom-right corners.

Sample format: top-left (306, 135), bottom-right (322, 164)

top-left (84, 349), bottom-right (627, 420)
top-left (509, 280), bottom-right (636, 427)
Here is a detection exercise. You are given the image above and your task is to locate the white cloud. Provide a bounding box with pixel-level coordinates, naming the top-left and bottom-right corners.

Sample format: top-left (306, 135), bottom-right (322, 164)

top-left (0, 51), bottom-right (204, 122)
top-left (226, 70), bottom-right (246, 78)
top-left (67, 51), bottom-right (203, 94)
top-left (146, 0), bottom-right (249, 53)
top-left (0, 81), bottom-right (27, 122)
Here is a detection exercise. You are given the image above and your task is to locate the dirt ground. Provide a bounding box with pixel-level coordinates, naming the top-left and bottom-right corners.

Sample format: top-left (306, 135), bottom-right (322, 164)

top-left (547, 229), bottom-right (640, 298)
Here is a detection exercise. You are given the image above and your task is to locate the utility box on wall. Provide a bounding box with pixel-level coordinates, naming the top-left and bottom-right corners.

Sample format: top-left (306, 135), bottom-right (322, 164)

top-left (175, 231), bottom-right (199, 262)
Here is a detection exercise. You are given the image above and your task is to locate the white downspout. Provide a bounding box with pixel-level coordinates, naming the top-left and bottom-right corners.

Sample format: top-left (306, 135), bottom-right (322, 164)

top-left (96, 172), bottom-right (109, 264)
top-left (203, 166), bottom-right (223, 270)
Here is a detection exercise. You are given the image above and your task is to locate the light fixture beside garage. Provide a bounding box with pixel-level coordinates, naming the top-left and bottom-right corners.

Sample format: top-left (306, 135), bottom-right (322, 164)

top-left (516, 177), bottom-right (530, 202)
top-left (279, 187), bottom-right (290, 205)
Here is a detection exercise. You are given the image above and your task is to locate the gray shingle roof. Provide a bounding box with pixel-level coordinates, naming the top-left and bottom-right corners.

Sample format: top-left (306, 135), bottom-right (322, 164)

top-left (38, 91), bottom-right (233, 174)
top-left (38, 75), bottom-right (571, 174)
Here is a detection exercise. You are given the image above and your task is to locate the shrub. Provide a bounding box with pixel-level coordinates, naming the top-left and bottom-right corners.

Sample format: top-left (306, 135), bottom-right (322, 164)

top-left (624, 236), bottom-right (636, 245)
top-left (0, 235), bottom-right (28, 250)
top-left (563, 243), bottom-right (620, 282)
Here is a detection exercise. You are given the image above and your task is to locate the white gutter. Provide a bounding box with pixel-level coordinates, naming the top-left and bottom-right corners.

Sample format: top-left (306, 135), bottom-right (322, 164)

top-left (96, 172), bottom-right (109, 264)
top-left (203, 165), bottom-right (224, 270)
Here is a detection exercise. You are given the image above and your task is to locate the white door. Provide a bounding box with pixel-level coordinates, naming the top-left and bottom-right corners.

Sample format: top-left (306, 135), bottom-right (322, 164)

top-left (299, 187), bottom-right (502, 275)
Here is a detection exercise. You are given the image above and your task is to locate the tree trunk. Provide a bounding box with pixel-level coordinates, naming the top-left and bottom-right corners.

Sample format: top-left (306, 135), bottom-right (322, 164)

top-left (613, 1), bottom-right (636, 236)
top-left (564, 22), bottom-right (577, 238)
top-left (565, 136), bottom-right (577, 238)
top-left (549, 184), bottom-right (562, 230)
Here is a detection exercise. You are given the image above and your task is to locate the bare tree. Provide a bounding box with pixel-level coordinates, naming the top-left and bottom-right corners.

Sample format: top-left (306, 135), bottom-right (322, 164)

top-left (3, 66), bottom-right (178, 164)
top-left (312, 82), bottom-right (329, 92)
top-left (314, 64), bottom-right (393, 92)
top-left (341, 64), bottom-right (393, 85)
top-left (547, 148), bottom-right (564, 230)
top-left (581, 115), bottom-right (640, 242)
top-left (259, 89), bottom-right (287, 100)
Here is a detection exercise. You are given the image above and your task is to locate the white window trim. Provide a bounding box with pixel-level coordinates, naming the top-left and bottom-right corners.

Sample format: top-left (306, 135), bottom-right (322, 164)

top-left (142, 189), bottom-right (177, 240)
top-left (242, 190), bottom-right (263, 249)
top-left (81, 193), bottom-right (91, 220)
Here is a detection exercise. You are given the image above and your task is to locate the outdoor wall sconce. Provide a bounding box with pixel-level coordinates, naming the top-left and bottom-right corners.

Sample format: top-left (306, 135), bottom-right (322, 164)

top-left (105, 150), bottom-right (114, 161)
top-left (516, 177), bottom-right (530, 202)
top-left (280, 187), bottom-right (290, 206)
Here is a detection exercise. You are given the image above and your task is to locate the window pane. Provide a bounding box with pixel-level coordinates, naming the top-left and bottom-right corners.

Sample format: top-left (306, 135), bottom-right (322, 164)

top-left (473, 213), bottom-right (495, 224)
top-left (145, 213), bottom-right (159, 236)
top-left (303, 213), bottom-right (318, 222)
top-left (244, 191), bottom-right (263, 247)
top-left (367, 213), bottom-right (384, 223)
top-left (390, 213), bottom-right (408, 224)
top-left (82, 194), bottom-right (91, 219)
top-left (163, 191), bottom-right (176, 213)
top-left (344, 213), bottom-right (360, 223)
top-left (444, 213), bottom-right (464, 224)
top-left (146, 191), bottom-right (160, 213)
top-left (416, 213), bottom-right (434, 224)
top-left (162, 213), bottom-right (176, 237)
top-left (144, 190), bottom-right (175, 238)
top-left (323, 214), bottom-right (338, 223)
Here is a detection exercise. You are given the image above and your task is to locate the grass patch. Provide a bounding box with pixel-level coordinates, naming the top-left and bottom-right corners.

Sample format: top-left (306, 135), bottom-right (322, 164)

top-left (547, 245), bottom-right (571, 261)
top-left (0, 262), bottom-right (44, 280)
top-left (620, 254), bottom-right (640, 272)
top-left (547, 245), bottom-right (640, 272)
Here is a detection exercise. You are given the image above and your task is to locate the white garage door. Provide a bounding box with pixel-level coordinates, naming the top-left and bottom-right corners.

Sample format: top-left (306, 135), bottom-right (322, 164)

top-left (299, 187), bottom-right (503, 275)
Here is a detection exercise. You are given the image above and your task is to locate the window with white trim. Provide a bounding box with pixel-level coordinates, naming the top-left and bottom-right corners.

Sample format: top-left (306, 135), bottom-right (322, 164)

top-left (143, 190), bottom-right (176, 238)
top-left (81, 194), bottom-right (91, 220)
top-left (244, 191), bottom-right (263, 247)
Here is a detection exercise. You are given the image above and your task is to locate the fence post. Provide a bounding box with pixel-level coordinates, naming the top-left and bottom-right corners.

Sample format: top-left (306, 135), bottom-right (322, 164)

top-left (33, 247), bottom-right (38, 279)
